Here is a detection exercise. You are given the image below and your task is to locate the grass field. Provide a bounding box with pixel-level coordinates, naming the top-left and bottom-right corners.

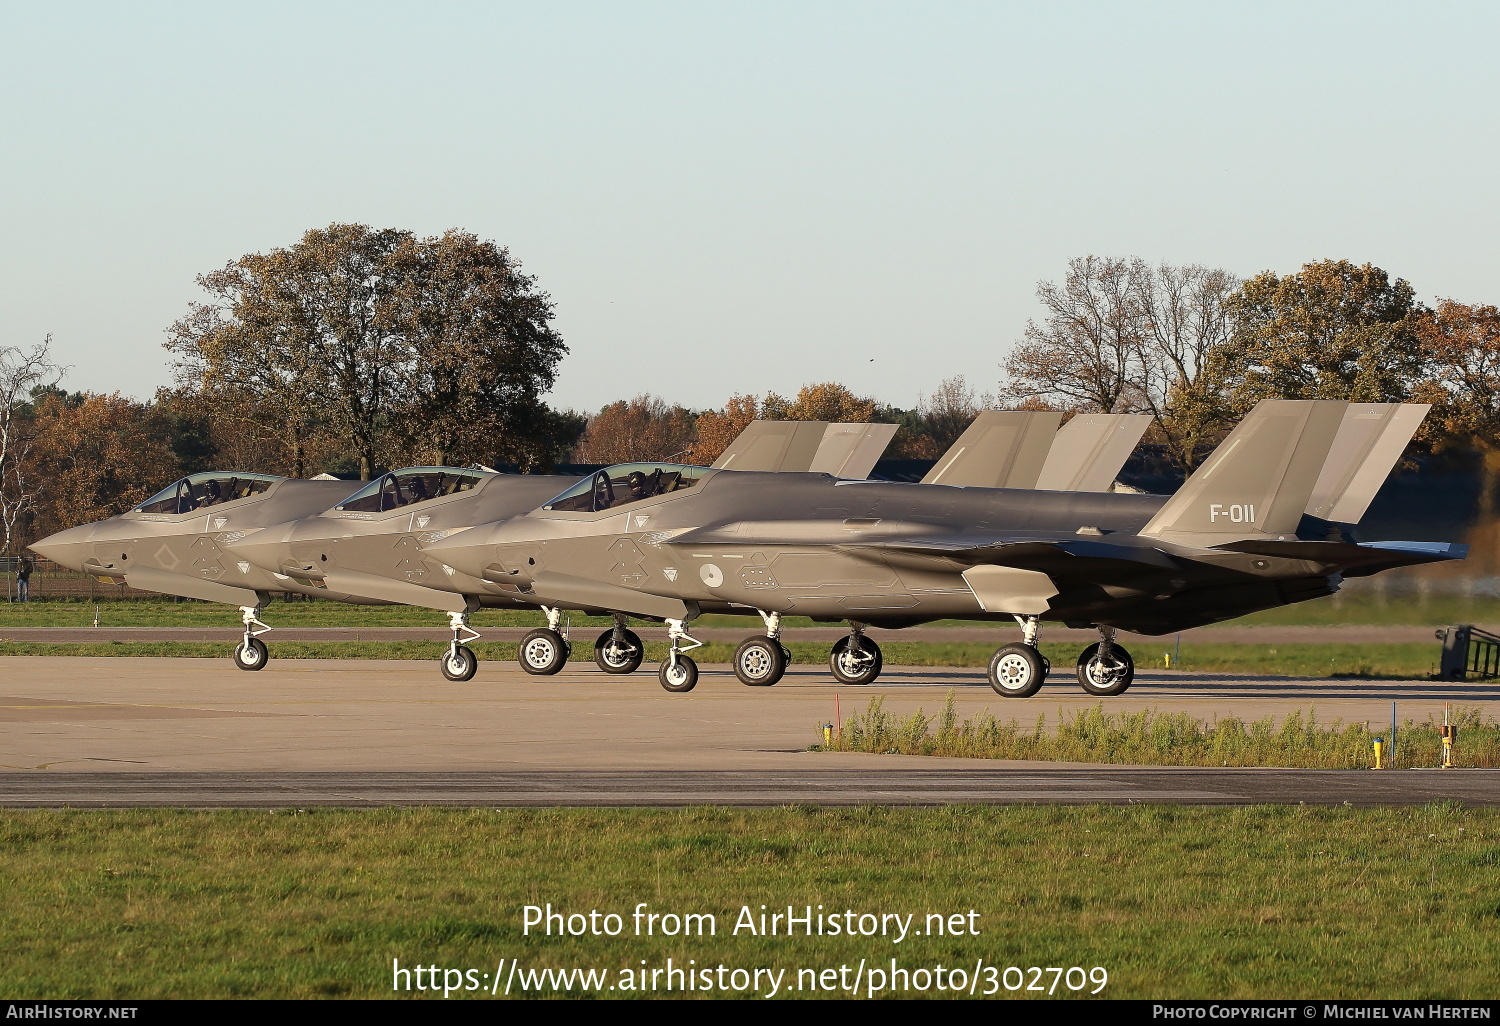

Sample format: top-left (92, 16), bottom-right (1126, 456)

top-left (825, 695), bottom-right (1499, 768)
top-left (1, 805), bottom-right (1495, 999)
top-left (0, 639), bottom-right (1447, 679)
top-left (1, 592), bottom-right (1497, 629)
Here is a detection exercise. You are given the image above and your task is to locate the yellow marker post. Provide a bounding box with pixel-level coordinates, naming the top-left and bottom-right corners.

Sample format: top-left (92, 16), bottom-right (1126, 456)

top-left (822, 724), bottom-right (833, 748)
top-left (1441, 725), bottom-right (1456, 769)
top-left (1372, 737), bottom-right (1385, 770)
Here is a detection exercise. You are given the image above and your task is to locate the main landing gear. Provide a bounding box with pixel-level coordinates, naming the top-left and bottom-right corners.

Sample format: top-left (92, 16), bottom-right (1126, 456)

top-left (829, 621), bottom-right (883, 685)
top-left (520, 606), bottom-right (571, 676)
top-left (594, 614), bottom-right (644, 674)
top-left (658, 617), bottom-right (703, 692)
top-left (1076, 625), bottom-right (1134, 696)
top-left (986, 618), bottom-right (1135, 697)
top-left (734, 610), bottom-right (791, 686)
top-left (440, 610), bottom-right (482, 682)
top-left (232, 603), bottom-right (271, 671)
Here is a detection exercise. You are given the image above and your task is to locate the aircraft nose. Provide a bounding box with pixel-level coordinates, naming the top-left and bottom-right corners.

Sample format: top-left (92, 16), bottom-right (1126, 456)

top-left (29, 524), bottom-right (92, 571)
top-left (424, 526), bottom-right (495, 579)
top-left (220, 524), bottom-right (294, 574)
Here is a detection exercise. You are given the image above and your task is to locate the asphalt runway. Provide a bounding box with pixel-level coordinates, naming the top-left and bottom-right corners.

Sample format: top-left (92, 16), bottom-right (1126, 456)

top-left (1, 655), bottom-right (1497, 807)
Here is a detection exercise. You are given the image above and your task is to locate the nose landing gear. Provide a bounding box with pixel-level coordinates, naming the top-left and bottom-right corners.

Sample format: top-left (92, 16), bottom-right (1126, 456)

top-left (659, 617), bottom-right (703, 692)
top-left (440, 610), bottom-right (482, 682)
top-left (232, 603), bottom-right (271, 671)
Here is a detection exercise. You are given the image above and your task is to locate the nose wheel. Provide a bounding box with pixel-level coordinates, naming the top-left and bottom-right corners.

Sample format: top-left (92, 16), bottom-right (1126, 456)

top-left (441, 645), bottom-right (479, 681)
top-left (658, 617), bottom-right (703, 692)
top-left (232, 603), bottom-right (272, 672)
top-left (233, 636), bottom-right (268, 671)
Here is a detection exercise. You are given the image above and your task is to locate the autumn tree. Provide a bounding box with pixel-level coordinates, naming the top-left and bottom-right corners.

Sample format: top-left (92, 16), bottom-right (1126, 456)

top-left (571, 395), bottom-right (697, 465)
top-left (0, 338), bottom-right (62, 552)
top-left (27, 392), bottom-right (181, 539)
top-left (166, 223), bottom-right (567, 479)
top-left (687, 394), bottom-right (760, 465)
top-left (761, 382), bottom-right (879, 423)
top-left (1211, 259), bottom-right (1425, 409)
top-left (1412, 299), bottom-right (1500, 442)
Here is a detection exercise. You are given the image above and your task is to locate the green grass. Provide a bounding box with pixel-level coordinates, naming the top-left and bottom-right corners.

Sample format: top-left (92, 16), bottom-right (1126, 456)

top-left (1, 805), bottom-right (1497, 999)
top-left (5, 592), bottom-right (1498, 629)
top-left (824, 694), bottom-right (1500, 769)
top-left (0, 640), bottom-right (1445, 678)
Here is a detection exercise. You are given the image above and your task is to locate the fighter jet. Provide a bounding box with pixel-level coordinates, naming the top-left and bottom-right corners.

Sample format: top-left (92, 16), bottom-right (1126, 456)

top-left (420, 400), bottom-right (1463, 694)
top-left (219, 414), bottom-right (1154, 683)
top-left (29, 472), bottom-right (364, 668)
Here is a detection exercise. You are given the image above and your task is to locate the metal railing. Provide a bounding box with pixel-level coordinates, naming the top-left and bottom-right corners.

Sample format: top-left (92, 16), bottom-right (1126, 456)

top-left (1436, 624), bottom-right (1500, 680)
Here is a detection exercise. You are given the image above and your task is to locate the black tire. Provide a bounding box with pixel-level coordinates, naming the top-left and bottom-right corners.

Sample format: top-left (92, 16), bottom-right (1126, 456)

top-left (1076, 641), bottom-right (1135, 696)
top-left (658, 654), bottom-right (699, 692)
top-left (233, 637), bottom-right (268, 672)
top-left (734, 635), bottom-right (787, 686)
top-left (829, 636), bottom-right (883, 685)
top-left (988, 643), bottom-right (1045, 697)
top-left (440, 645), bottom-right (478, 682)
top-left (594, 628), bottom-right (644, 674)
top-left (519, 628), bottom-right (568, 675)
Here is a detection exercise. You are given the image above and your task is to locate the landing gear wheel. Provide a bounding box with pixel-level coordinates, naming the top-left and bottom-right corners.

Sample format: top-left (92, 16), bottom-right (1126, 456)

top-left (440, 645), bottom-right (478, 682)
top-left (829, 637), bottom-right (883, 685)
top-left (1041, 656), bottom-right (1052, 677)
top-left (519, 628), bottom-right (569, 675)
top-left (659, 655), bottom-right (699, 692)
top-left (988, 643), bottom-right (1045, 697)
top-left (1076, 642), bottom-right (1134, 696)
top-left (594, 629), bottom-right (644, 674)
top-left (233, 637), bottom-right (268, 671)
top-left (734, 635), bottom-right (787, 686)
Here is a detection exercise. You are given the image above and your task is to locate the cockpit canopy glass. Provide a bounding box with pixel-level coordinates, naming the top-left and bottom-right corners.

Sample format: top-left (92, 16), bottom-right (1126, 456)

top-left (543, 463), bottom-right (707, 513)
top-left (134, 472), bottom-right (281, 515)
top-left (336, 467), bottom-right (492, 513)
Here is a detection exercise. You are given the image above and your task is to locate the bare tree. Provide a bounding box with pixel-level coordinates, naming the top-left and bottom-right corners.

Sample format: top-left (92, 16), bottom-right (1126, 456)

top-left (1001, 256), bottom-right (1140, 413)
top-left (0, 337), bottom-right (63, 553)
top-left (1130, 262), bottom-right (1240, 470)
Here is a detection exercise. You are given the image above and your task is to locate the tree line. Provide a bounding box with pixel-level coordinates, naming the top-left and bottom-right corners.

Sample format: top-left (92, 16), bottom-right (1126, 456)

top-left (4, 223), bottom-right (1498, 552)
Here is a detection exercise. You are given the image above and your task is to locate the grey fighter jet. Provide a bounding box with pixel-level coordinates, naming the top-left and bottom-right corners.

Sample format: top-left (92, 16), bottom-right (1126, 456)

top-left (29, 472), bottom-right (364, 668)
top-left (420, 400), bottom-right (1463, 694)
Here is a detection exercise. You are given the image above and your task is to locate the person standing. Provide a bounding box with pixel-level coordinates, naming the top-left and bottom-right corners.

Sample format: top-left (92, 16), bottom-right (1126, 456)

top-left (16, 554), bottom-right (32, 603)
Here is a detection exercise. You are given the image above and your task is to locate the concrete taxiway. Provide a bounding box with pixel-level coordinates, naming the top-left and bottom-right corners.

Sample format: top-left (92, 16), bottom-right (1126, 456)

top-left (0, 656), bottom-right (1496, 806)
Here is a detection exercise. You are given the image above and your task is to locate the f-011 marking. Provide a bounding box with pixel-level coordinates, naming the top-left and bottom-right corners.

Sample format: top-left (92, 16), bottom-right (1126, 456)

top-left (1208, 503), bottom-right (1255, 524)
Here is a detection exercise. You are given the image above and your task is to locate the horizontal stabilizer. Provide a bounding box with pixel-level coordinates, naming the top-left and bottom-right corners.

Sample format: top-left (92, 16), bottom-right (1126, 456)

top-left (711, 421), bottom-right (828, 472)
top-left (1035, 413), bottom-right (1152, 492)
top-left (809, 423), bottom-right (899, 479)
top-left (1304, 403), bottom-right (1429, 524)
top-left (1141, 400), bottom-right (1347, 542)
top-left (1211, 538), bottom-right (1466, 576)
top-left (920, 411), bottom-right (1062, 488)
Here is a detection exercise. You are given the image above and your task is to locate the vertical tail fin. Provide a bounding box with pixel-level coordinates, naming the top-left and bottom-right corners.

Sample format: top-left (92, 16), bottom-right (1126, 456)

top-left (710, 420), bottom-right (828, 471)
top-left (919, 411), bottom-right (1062, 488)
top-left (1140, 400), bottom-right (1347, 541)
top-left (1035, 413), bottom-right (1152, 492)
top-left (808, 422), bottom-right (899, 479)
top-left (1304, 403), bottom-right (1429, 525)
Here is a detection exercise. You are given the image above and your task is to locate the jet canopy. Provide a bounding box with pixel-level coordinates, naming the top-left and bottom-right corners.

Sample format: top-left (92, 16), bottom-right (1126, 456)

top-left (543, 463), bottom-right (709, 513)
top-left (335, 467), bottom-right (492, 514)
top-left (133, 472), bottom-right (281, 515)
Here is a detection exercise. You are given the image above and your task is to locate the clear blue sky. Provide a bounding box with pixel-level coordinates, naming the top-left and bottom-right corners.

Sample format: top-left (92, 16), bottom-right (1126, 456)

top-left (2, 1), bottom-right (1496, 414)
